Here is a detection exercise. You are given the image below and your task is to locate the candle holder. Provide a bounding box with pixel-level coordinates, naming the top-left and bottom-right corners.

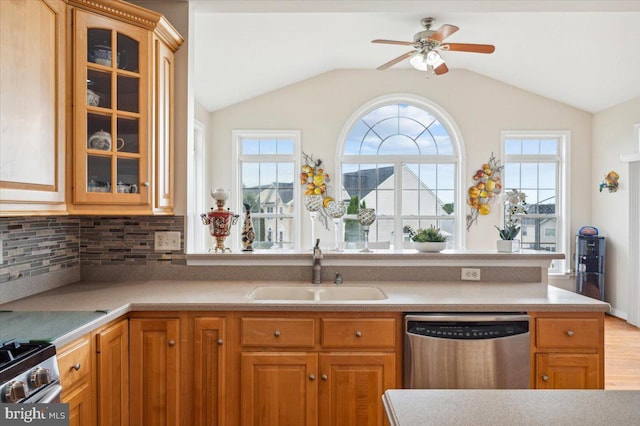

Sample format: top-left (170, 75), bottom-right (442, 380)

top-left (326, 201), bottom-right (346, 252)
top-left (357, 208), bottom-right (376, 252)
top-left (304, 195), bottom-right (323, 249)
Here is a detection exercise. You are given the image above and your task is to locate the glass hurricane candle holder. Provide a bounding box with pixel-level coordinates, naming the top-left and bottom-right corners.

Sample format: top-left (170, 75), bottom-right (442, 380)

top-left (357, 208), bottom-right (376, 252)
top-left (326, 201), bottom-right (346, 252)
top-left (304, 195), bottom-right (323, 248)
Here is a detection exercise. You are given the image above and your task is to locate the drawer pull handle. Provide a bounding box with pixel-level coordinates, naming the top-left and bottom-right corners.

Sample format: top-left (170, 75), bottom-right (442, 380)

top-left (309, 374), bottom-right (316, 381)
top-left (321, 374), bottom-right (328, 381)
top-left (566, 330), bottom-right (574, 337)
top-left (73, 363), bottom-right (81, 371)
top-left (168, 340), bottom-right (175, 347)
top-left (355, 331), bottom-right (362, 338)
top-left (541, 375), bottom-right (549, 382)
top-left (274, 330), bottom-right (281, 337)
top-left (217, 339), bottom-right (223, 345)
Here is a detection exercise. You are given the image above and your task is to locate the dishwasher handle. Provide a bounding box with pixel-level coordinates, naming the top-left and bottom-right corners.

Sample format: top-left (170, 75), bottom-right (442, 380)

top-left (405, 314), bottom-right (530, 323)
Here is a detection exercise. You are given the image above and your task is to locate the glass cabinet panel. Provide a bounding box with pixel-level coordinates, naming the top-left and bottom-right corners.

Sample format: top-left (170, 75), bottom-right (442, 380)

top-left (117, 117), bottom-right (139, 154)
top-left (116, 33), bottom-right (139, 72)
top-left (117, 75), bottom-right (139, 113)
top-left (87, 29), bottom-right (112, 66)
top-left (117, 158), bottom-right (139, 194)
top-left (87, 69), bottom-right (111, 109)
top-left (87, 156), bottom-right (112, 192)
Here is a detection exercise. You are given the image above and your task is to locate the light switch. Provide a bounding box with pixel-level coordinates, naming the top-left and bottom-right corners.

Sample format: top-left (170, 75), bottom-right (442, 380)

top-left (154, 231), bottom-right (181, 251)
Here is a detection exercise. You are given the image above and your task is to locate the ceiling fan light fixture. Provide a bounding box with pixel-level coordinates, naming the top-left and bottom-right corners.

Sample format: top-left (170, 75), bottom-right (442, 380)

top-left (409, 52), bottom-right (429, 71)
top-left (425, 50), bottom-right (441, 66)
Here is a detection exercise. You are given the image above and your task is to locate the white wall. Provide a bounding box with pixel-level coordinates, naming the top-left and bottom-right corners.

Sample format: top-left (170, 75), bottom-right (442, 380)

top-left (206, 69), bottom-right (593, 251)
top-left (592, 96), bottom-right (640, 318)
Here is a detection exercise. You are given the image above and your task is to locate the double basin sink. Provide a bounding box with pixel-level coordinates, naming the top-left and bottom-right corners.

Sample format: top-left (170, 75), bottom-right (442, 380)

top-left (247, 285), bottom-right (387, 301)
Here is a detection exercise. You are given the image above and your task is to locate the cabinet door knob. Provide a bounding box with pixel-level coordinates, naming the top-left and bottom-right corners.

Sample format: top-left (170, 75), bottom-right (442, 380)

top-left (217, 338), bottom-right (223, 345)
top-left (168, 340), bottom-right (175, 347)
top-left (142, 181), bottom-right (150, 187)
top-left (274, 330), bottom-right (281, 337)
top-left (309, 374), bottom-right (316, 381)
top-left (541, 375), bottom-right (549, 382)
top-left (566, 330), bottom-right (574, 337)
top-left (73, 363), bottom-right (81, 371)
top-left (321, 374), bottom-right (328, 381)
top-left (355, 331), bottom-right (362, 338)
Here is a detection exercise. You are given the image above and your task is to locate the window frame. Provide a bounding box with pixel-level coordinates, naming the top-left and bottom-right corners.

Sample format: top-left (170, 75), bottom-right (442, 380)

top-left (501, 130), bottom-right (571, 274)
top-left (335, 94), bottom-right (466, 249)
top-left (232, 129), bottom-right (302, 250)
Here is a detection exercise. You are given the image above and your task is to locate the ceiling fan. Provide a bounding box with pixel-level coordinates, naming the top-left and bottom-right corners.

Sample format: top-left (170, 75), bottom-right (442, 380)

top-left (372, 17), bottom-right (495, 75)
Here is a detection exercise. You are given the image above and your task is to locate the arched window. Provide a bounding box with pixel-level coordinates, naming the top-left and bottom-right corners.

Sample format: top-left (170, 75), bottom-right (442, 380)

top-left (337, 95), bottom-right (464, 249)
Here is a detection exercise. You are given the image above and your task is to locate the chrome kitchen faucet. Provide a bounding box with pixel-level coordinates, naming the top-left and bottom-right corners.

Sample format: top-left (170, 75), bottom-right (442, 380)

top-left (312, 239), bottom-right (322, 284)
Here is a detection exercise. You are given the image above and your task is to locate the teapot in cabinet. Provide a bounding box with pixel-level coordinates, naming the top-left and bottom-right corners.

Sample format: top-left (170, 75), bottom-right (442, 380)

top-left (88, 44), bottom-right (128, 69)
top-left (88, 130), bottom-right (125, 151)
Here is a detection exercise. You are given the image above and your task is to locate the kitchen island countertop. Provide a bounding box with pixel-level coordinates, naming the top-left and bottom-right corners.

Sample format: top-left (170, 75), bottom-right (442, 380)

top-left (0, 279), bottom-right (609, 347)
top-left (382, 389), bottom-right (640, 426)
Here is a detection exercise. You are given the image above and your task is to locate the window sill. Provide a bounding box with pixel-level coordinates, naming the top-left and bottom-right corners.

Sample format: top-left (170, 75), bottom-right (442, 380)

top-left (186, 249), bottom-right (563, 268)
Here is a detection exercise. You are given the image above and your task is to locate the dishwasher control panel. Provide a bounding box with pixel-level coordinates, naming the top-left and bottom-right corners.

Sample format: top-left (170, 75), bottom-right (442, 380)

top-left (407, 320), bottom-right (529, 340)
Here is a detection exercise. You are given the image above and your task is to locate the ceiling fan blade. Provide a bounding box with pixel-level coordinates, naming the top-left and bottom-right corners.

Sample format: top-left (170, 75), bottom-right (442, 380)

top-left (434, 62), bottom-right (449, 75)
top-left (429, 24), bottom-right (459, 42)
top-left (377, 50), bottom-right (417, 70)
top-left (372, 39), bottom-right (414, 46)
top-left (441, 43), bottom-right (495, 54)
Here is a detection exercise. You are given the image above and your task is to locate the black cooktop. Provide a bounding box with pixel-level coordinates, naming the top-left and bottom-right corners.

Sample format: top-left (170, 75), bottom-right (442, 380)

top-left (0, 311), bottom-right (108, 343)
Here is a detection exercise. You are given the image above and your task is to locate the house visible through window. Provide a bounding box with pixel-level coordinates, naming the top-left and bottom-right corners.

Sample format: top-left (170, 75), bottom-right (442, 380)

top-left (233, 130), bottom-right (300, 249)
top-left (338, 98), bottom-right (462, 249)
top-left (502, 132), bottom-right (570, 273)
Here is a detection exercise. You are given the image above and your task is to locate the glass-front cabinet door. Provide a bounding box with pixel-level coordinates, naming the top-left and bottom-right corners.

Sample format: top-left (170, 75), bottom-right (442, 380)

top-left (73, 10), bottom-right (149, 208)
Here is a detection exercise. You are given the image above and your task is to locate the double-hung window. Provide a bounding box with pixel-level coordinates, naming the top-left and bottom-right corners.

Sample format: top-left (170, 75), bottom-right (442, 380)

top-left (233, 130), bottom-right (300, 249)
top-left (501, 131), bottom-right (570, 273)
top-left (338, 97), bottom-right (463, 249)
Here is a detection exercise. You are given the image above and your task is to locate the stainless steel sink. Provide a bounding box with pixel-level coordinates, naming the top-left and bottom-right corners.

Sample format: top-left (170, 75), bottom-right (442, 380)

top-left (247, 285), bottom-right (387, 301)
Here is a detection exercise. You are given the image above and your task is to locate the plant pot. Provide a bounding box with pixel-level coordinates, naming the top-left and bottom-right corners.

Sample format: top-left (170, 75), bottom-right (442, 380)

top-left (413, 241), bottom-right (446, 252)
top-left (496, 239), bottom-right (520, 253)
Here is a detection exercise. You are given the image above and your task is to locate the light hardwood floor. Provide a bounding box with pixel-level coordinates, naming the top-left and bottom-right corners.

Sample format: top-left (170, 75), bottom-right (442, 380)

top-left (605, 314), bottom-right (640, 390)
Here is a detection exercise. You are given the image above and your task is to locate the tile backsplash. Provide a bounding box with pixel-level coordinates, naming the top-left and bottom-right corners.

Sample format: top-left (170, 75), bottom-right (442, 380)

top-left (0, 216), bottom-right (185, 283)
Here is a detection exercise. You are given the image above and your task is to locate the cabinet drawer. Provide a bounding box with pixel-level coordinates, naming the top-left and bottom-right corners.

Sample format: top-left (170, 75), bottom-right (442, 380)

top-left (536, 318), bottom-right (600, 349)
top-left (241, 318), bottom-right (316, 347)
top-left (57, 336), bottom-right (91, 389)
top-left (322, 318), bottom-right (396, 348)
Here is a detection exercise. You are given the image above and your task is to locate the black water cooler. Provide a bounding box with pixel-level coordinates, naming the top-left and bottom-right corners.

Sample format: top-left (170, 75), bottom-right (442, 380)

top-left (575, 235), bottom-right (605, 300)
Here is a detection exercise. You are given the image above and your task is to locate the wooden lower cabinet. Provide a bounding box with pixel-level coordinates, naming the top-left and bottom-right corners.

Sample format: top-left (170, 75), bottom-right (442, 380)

top-left (193, 316), bottom-right (226, 426)
top-left (65, 381), bottom-right (93, 426)
top-left (241, 352), bottom-right (318, 426)
top-left (129, 317), bottom-right (181, 426)
top-left (58, 336), bottom-right (92, 426)
top-left (237, 313), bottom-right (401, 426)
top-left (535, 353), bottom-right (600, 389)
top-left (318, 353), bottom-right (396, 426)
top-left (96, 318), bottom-right (129, 426)
top-left (530, 311), bottom-right (604, 389)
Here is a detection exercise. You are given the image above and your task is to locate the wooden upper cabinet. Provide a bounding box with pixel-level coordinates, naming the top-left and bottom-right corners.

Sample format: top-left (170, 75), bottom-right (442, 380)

top-left (66, 0), bottom-right (183, 215)
top-left (0, 0), bottom-right (67, 215)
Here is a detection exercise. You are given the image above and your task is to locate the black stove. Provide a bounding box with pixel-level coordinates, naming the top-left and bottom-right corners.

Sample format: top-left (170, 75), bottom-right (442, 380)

top-left (0, 339), bottom-right (61, 403)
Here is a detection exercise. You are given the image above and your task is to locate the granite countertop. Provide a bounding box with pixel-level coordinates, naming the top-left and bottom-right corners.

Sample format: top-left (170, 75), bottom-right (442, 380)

top-left (0, 280), bottom-right (609, 347)
top-left (382, 389), bottom-right (640, 426)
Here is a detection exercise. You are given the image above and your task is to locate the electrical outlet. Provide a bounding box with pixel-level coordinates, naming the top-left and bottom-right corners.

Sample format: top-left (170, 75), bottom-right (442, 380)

top-left (154, 231), bottom-right (181, 251)
top-left (461, 268), bottom-right (481, 281)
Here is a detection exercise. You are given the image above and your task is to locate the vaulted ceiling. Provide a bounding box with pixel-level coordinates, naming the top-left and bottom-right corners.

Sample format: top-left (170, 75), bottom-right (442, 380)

top-left (192, 1), bottom-right (640, 113)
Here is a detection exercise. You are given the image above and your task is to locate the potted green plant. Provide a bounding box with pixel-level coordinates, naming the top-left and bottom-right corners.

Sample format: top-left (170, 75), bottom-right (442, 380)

top-left (495, 189), bottom-right (527, 252)
top-left (407, 225), bottom-right (447, 252)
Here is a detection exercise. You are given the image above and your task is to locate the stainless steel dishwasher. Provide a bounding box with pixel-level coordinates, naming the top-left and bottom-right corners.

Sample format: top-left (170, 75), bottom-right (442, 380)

top-left (404, 313), bottom-right (530, 389)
